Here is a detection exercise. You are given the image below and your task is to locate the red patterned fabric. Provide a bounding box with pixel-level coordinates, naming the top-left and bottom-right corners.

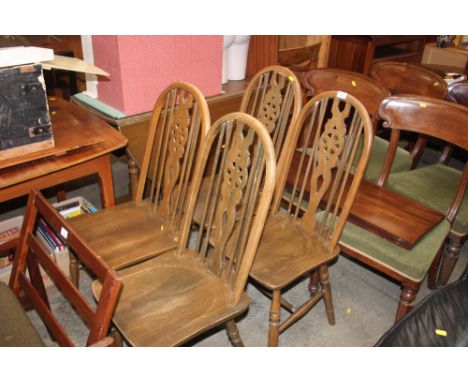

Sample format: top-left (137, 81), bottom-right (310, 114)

top-left (92, 35), bottom-right (223, 115)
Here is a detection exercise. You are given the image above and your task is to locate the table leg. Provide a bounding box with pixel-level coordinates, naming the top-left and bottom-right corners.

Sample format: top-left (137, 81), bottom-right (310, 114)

top-left (95, 154), bottom-right (115, 208)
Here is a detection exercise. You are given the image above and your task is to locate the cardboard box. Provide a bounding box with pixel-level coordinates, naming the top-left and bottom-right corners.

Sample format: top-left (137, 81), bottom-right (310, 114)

top-left (0, 46), bottom-right (109, 161)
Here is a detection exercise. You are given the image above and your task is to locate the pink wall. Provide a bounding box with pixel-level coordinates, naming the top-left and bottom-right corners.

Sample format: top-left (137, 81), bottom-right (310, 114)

top-left (92, 35), bottom-right (223, 116)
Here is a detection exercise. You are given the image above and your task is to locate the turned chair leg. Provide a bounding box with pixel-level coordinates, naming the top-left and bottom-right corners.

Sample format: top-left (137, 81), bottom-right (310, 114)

top-left (111, 329), bottom-right (123, 347)
top-left (268, 289), bottom-right (282, 347)
top-left (308, 270), bottom-right (321, 296)
top-left (437, 232), bottom-right (463, 286)
top-left (226, 320), bottom-right (244, 347)
top-left (395, 282), bottom-right (421, 322)
top-left (319, 265), bottom-right (335, 325)
top-left (128, 157), bottom-right (140, 201)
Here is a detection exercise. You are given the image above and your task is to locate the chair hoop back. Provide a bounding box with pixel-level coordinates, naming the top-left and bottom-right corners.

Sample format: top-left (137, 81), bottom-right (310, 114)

top-left (370, 61), bottom-right (448, 99)
top-left (447, 80), bottom-right (468, 106)
top-left (135, 82), bottom-right (210, 230)
top-left (9, 189), bottom-right (122, 346)
top-left (241, 65), bottom-right (302, 163)
top-left (303, 68), bottom-right (390, 129)
top-left (273, 91), bottom-right (373, 251)
top-left (379, 96), bottom-right (468, 151)
top-left (178, 112), bottom-right (276, 302)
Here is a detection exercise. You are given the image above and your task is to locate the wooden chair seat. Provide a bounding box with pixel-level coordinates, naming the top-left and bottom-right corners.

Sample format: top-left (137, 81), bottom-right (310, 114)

top-left (250, 214), bottom-right (339, 290)
top-left (92, 251), bottom-right (249, 346)
top-left (93, 112), bottom-right (277, 347)
top-left (70, 200), bottom-right (177, 270)
top-left (68, 82), bottom-right (210, 285)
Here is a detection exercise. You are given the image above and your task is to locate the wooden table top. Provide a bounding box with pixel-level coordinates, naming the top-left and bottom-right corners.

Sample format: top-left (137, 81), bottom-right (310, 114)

top-left (346, 178), bottom-right (445, 249)
top-left (288, 151), bottom-right (445, 250)
top-left (0, 97), bottom-right (127, 189)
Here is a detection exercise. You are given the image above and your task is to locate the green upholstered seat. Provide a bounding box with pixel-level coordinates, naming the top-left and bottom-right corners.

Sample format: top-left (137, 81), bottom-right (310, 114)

top-left (299, 136), bottom-right (411, 183)
top-left (386, 164), bottom-right (468, 235)
top-left (0, 281), bottom-right (43, 347)
top-left (362, 136), bottom-right (411, 182)
top-left (338, 217), bottom-right (451, 282)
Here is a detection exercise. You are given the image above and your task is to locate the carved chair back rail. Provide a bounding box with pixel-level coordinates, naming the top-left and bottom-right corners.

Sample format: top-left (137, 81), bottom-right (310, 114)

top-left (136, 82), bottom-right (210, 229)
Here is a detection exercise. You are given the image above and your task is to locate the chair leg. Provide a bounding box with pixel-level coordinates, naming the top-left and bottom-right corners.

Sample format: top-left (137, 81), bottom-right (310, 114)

top-left (395, 281), bottom-right (420, 322)
top-left (128, 157), bottom-right (140, 201)
top-left (319, 265), bottom-right (335, 325)
top-left (427, 242), bottom-right (445, 290)
top-left (437, 232), bottom-right (463, 286)
top-left (308, 270), bottom-right (321, 296)
top-left (226, 320), bottom-right (244, 347)
top-left (268, 289), bottom-right (282, 347)
top-left (111, 329), bottom-right (123, 347)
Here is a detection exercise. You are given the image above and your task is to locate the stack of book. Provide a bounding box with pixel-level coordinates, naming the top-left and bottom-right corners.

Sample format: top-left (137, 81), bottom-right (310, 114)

top-left (0, 196), bottom-right (98, 284)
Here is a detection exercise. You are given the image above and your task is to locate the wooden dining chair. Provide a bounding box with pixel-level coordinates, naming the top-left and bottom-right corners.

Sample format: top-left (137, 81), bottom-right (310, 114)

top-left (338, 96), bottom-right (468, 321)
top-left (369, 61), bottom-right (449, 168)
top-left (192, 65), bottom-right (301, 224)
top-left (241, 65), bottom-right (302, 162)
top-left (69, 82), bottom-right (210, 287)
top-left (249, 91), bottom-right (373, 346)
top-left (92, 112), bottom-right (276, 346)
top-left (303, 68), bottom-right (411, 182)
top-left (1, 189), bottom-right (121, 346)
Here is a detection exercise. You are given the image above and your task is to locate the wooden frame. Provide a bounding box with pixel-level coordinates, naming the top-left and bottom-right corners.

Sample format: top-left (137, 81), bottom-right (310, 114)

top-left (8, 189), bottom-right (121, 346)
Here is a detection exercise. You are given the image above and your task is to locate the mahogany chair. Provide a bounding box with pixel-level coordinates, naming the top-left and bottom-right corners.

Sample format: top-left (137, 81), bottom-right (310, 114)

top-left (249, 91), bottom-right (373, 346)
top-left (370, 61), bottom-right (449, 168)
top-left (338, 96), bottom-right (468, 321)
top-left (92, 112), bottom-right (276, 346)
top-left (303, 68), bottom-right (411, 182)
top-left (0, 189), bottom-right (121, 346)
top-left (69, 82), bottom-right (210, 287)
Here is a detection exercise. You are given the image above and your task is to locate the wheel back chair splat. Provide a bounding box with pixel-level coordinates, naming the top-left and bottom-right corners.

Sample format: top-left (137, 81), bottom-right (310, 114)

top-left (369, 61), bottom-right (449, 168)
top-left (249, 91), bottom-right (373, 346)
top-left (193, 65), bottom-right (301, 224)
top-left (337, 95), bottom-right (468, 322)
top-left (303, 68), bottom-right (412, 183)
top-left (69, 82), bottom-right (210, 287)
top-left (0, 189), bottom-right (121, 346)
top-left (92, 112), bottom-right (276, 346)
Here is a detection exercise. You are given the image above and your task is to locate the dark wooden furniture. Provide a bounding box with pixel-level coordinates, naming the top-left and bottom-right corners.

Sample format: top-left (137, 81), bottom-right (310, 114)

top-left (250, 91), bottom-right (373, 346)
top-left (246, 36), bottom-right (331, 79)
top-left (0, 189), bottom-right (121, 346)
top-left (302, 68), bottom-right (411, 183)
top-left (92, 112), bottom-right (276, 346)
top-left (447, 80), bottom-right (468, 104)
top-left (327, 36), bottom-right (427, 75)
top-left (369, 60), bottom-right (449, 168)
top-left (338, 95), bottom-right (468, 321)
top-left (69, 82), bottom-right (210, 287)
